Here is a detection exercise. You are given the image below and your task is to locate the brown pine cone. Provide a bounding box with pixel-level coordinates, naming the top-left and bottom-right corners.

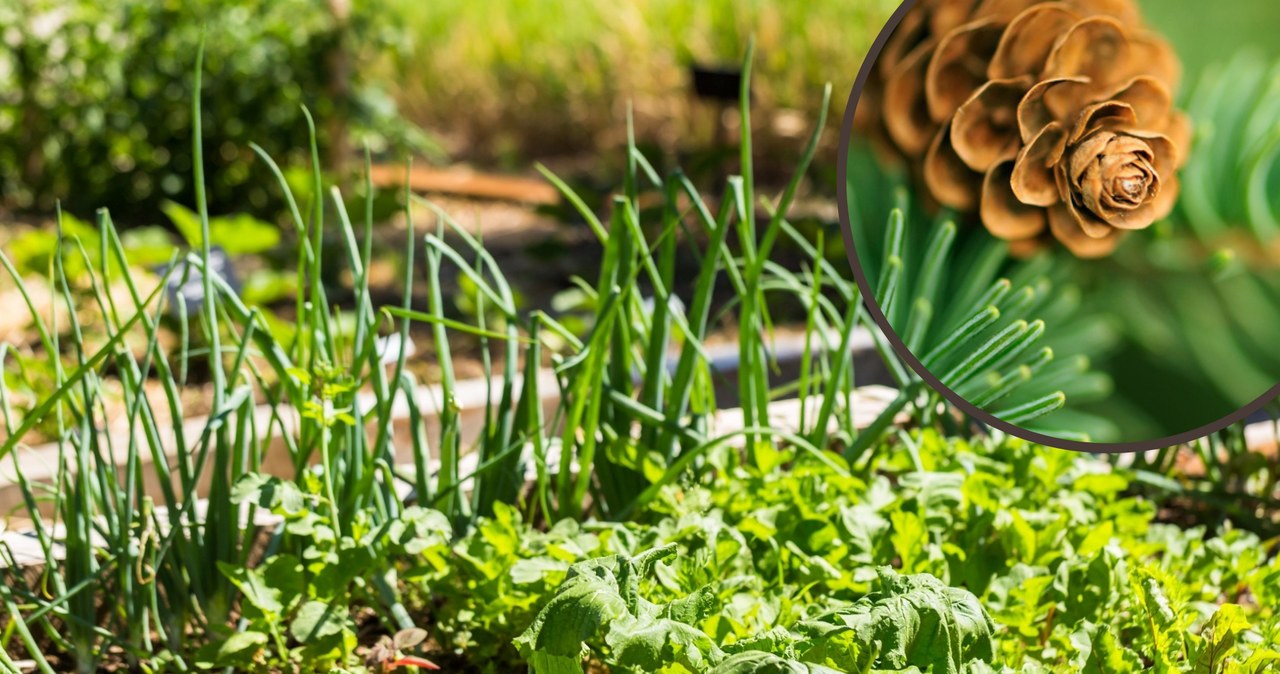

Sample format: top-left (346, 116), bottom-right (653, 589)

top-left (857, 0), bottom-right (1190, 258)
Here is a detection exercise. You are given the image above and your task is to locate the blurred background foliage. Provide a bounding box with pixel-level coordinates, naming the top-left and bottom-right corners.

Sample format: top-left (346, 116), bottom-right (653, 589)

top-left (1140, 0), bottom-right (1280, 82)
top-left (0, 0), bottom-right (432, 217)
top-left (380, 0), bottom-right (897, 166)
top-left (0, 0), bottom-right (1276, 219)
top-left (0, 0), bottom-right (900, 221)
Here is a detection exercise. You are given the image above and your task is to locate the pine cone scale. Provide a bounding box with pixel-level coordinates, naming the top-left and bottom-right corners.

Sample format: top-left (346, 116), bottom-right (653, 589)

top-left (1042, 18), bottom-right (1131, 87)
top-left (1011, 123), bottom-right (1067, 206)
top-left (925, 21), bottom-right (1006, 122)
top-left (925, 121), bottom-right (984, 210)
top-left (1067, 101), bottom-right (1137, 143)
top-left (1108, 77), bottom-right (1173, 129)
top-left (987, 4), bottom-right (1081, 80)
top-left (884, 43), bottom-right (940, 157)
top-left (1049, 201), bottom-right (1121, 257)
top-left (1016, 76), bottom-right (1089, 143)
top-left (983, 158), bottom-right (1049, 238)
top-left (952, 76), bottom-right (1033, 172)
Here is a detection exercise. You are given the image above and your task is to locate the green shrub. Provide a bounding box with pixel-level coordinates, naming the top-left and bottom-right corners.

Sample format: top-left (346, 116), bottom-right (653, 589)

top-left (0, 0), bottom-right (428, 217)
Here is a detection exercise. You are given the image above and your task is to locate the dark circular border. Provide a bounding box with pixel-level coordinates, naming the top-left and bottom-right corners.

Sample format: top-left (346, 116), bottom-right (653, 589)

top-left (836, 0), bottom-right (1280, 453)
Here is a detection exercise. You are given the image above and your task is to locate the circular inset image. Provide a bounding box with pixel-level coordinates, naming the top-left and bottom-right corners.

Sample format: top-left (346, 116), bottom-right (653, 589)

top-left (839, 0), bottom-right (1280, 450)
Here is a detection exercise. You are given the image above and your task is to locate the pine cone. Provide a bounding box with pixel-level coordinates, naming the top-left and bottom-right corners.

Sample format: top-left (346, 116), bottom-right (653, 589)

top-left (858, 0), bottom-right (1189, 257)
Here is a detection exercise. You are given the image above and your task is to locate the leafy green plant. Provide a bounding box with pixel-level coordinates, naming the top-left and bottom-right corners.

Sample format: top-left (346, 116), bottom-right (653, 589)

top-left (419, 502), bottom-right (613, 668)
top-left (0, 212), bottom-right (170, 280)
top-left (160, 200), bottom-right (281, 256)
top-left (196, 472), bottom-right (450, 671)
top-left (517, 556), bottom-right (996, 674)
top-left (430, 428), bottom-right (1280, 672)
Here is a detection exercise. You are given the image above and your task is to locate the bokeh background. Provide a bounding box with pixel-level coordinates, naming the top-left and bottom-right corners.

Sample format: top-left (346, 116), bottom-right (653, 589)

top-left (0, 0), bottom-right (1272, 214)
top-left (0, 0), bottom-right (898, 218)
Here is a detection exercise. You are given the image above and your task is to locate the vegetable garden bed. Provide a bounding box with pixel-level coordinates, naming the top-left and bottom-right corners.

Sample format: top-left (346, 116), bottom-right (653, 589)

top-left (3, 44), bottom-right (1280, 674)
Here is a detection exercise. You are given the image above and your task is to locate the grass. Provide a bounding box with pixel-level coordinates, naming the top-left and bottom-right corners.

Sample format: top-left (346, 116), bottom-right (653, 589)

top-left (378, 0), bottom-right (1276, 169)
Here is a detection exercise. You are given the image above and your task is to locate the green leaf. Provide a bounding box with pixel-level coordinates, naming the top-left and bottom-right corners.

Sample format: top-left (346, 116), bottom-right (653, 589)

top-left (515, 556), bottom-right (629, 664)
top-left (525, 651), bottom-right (584, 674)
top-left (1242, 648), bottom-right (1280, 673)
top-left (1070, 621), bottom-right (1143, 674)
top-left (755, 441), bottom-right (795, 474)
top-left (1193, 604), bottom-right (1251, 673)
top-left (793, 621), bottom-right (863, 671)
top-left (1077, 520), bottom-right (1115, 559)
top-left (899, 471), bottom-right (964, 528)
top-left (240, 269), bottom-right (297, 306)
top-left (193, 630), bottom-right (268, 669)
top-left (710, 651), bottom-right (841, 674)
top-left (890, 510), bottom-right (927, 574)
top-left (260, 554), bottom-right (306, 605)
top-left (511, 558), bottom-right (570, 585)
top-left (230, 472), bottom-right (304, 514)
top-left (163, 200), bottom-right (281, 254)
top-left (1056, 548), bottom-right (1118, 627)
top-left (662, 584), bottom-right (718, 625)
top-left (119, 226), bottom-right (178, 266)
top-left (831, 567), bottom-right (995, 674)
top-left (605, 616), bottom-right (720, 672)
top-left (839, 504), bottom-right (890, 565)
top-left (218, 562), bottom-right (283, 617)
top-left (208, 212), bottom-right (282, 255)
top-left (290, 600), bottom-right (351, 643)
top-left (163, 200), bottom-right (203, 248)
top-left (1131, 568), bottom-right (1186, 671)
